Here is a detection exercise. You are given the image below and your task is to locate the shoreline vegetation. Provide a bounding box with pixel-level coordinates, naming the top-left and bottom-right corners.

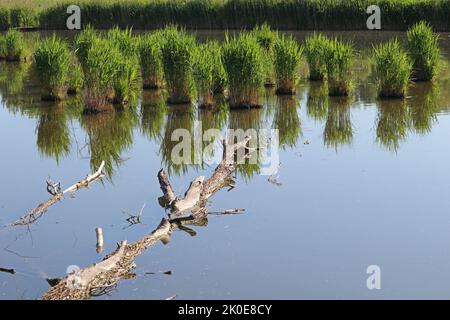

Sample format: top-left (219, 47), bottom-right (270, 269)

top-left (1, 0), bottom-right (450, 31)
top-left (1, 21), bottom-right (441, 112)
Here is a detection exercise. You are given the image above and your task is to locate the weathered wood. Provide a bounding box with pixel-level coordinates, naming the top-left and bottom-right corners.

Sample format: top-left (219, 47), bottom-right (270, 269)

top-left (13, 161), bottom-right (105, 226)
top-left (40, 138), bottom-right (252, 300)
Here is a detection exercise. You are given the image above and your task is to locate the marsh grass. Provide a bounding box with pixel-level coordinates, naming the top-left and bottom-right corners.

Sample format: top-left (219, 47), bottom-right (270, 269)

top-left (160, 26), bottom-right (196, 104)
top-left (273, 35), bottom-right (302, 95)
top-left (34, 34), bottom-right (71, 100)
top-left (113, 53), bottom-right (140, 105)
top-left (407, 21), bottom-right (441, 81)
top-left (193, 42), bottom-right (215, 108)
top-left (222, 33), bottom-right (265, 108)
top-left (252, 23), bottom-right (278, 86)
top-left (304, 33), bottom-right (330, 81)
top-left (372, 39), bottom-right (412, 99)
top-left (138, 32), bottom-right (164, 89)
top-left (1, 29), bottom-right (27, 62)
top-left (82, 38), bottom-right (121, 113)
top-left (67, 59), bottom-right (84, 95)
top-left (325, 38), bottom-right (354, 96)
top-left (74, 25), bottom-right (98, 66)
top-left (209, 41), bottom-right (227, 94)
top-left (106, 26), bottom-right (139, 57)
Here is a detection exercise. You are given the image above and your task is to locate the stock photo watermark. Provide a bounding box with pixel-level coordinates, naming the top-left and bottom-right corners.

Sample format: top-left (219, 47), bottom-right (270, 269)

top-left (366, 265), bottom-right (381, 290)
top-left (170, 121), bottom-right (280, 176)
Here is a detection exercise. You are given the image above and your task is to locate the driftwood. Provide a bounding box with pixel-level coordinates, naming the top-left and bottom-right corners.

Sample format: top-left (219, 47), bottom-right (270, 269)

top-left (12, 161), bottom-right (105, 226)
top-left (40, 138), bottom-right (252, 300)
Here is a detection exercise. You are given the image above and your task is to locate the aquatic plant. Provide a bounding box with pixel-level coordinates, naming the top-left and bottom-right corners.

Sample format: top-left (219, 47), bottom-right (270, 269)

top-left (67, 60), bottom-right (85, 95)
top-left (251, 23), bottom-right (278, 86)
top-left (160, 26), bottom-right (196, 104)
top-left (372, 39), bottom-right (412, 99)
top-left (193, 43), bottom-right (215, 108)
top-left (209, 41), bottom-right (227, 94)
top-left (406, 21), bottom-right (440, 81)
top-left (304, 33), bottom-right (330, 81)
top-left (3, 29), bottom-right (27, 61)
top-left (82, 38), bottom-right (121, 113)
top-left (113, 54), bottom-right (140, 105)
top-left (138, 32), bottom-right (164, 89)
top-left (34, 34), bottom-right (71, 101)
top-left (106, 26), bottom-right (139, 57)
top-left (222, 33), bottom-right (265, 108)
top-left (74, 25), bottom-right (98, 66)
top-left (36, 1), bottom-right (450, 32)
top-left (273, 35), bottom-right (303, 95)
top-left (325, 38), bottom-right (354, 96)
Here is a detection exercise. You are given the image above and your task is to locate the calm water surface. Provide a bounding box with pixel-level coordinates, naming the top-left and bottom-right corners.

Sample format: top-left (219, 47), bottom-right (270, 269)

top-left (1, 31), bottom-right (450, 299)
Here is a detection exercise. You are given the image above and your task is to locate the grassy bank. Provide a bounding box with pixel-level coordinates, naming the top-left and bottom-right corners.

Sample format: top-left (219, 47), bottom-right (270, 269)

top-left (1, 0), bottom-right (450, 31)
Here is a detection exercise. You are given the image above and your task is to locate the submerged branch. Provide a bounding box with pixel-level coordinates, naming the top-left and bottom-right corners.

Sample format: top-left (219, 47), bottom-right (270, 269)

top-left (39, 138), bottom-right (251, 300)
top-left (12, 161), bottom-right (106, 226)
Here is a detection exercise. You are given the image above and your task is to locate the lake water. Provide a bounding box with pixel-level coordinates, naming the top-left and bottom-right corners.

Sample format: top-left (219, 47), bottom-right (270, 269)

top-left (1, 31), bottom-right (450, 299)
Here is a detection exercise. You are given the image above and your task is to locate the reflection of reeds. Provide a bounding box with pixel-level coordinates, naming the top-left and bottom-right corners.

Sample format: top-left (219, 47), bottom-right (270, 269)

top-left (228, 108), bottom-right (263, 181)
top-left (306, 81), bottom-right (329, 122)
top-left (36, 106), bottom-right (70, 163)
top-left (408, 82), bottom-right (439, 135)
top-left (140, 90), bottom-right (167, 141)
top-left (324, 97), bottom-right (353, 149)
top-left (160, 104), bottom-right (195, 176)
top-left (376, 99), bottom-right (408, 152)
top-left (80, 109), bottom-right (137, 179)
top-left (273, 96), bottom-right (301, 149)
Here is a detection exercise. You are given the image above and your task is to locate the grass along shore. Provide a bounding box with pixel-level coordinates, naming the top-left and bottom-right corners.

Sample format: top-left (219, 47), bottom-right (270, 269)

top-left (1, 0), bottom-right (450, 31)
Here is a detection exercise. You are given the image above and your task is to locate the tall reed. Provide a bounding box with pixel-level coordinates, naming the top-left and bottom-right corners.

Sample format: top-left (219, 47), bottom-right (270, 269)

top-left (304, 33), bottom-right (330, 81)
top-left (138, 32), bottom-right (164, 89)
top-left (193, 43), bottom-right (215, 108)
top-left (406, 21), bottom-right (440, 81)
top-left (34, 34), bottom-right (71, 101)
top-left (74, 25), bottom-right (98, 66)
top-left (325, 38), bottom-right (354, 96)
top-left (82, 38), bottom-right (121, 113)
top-left (222, 33), bottom-right (265, 108)
top-left (3, 29), bottom-right (27, 62)
top-left (273, 35), bottom-right (303, 95)
top-left (251, 23), bottom-right (278, 86)
top-left (160, 26), bottom-right (196, 104)
top-left (372, 39), bottom-right (412, 98)
top-left (67, 60), bottom-right (85, 95)
top-left (209, 41), bottom-right (227, 94)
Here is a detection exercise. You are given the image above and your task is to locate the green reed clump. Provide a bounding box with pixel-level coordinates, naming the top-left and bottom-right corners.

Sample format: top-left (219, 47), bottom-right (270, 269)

top-left (193, 43), bottom-right (215, 108)
top-left (82, 38), bottom-right (121, 113)
top-left (273, 35), bottom-right (303, 95)
top-left (372, 39), bottom-right (412, 98)
top-left (325, 38), bottom-right (354, 96)
top-left (251, 23), bottom-right (278, 86)
top-left (106, 26), bottom-right (139, 57)
top-left (0, 36), bottom-right (6, 59)
top-left (3, 29), bottom-right (27, 61)
top-left (74, 25), bottom-right (98, 66)
top-left (406, 21), bottom-right (440, 81)
top-left (138, 32), bottom-right (164, 89)
top-left (67, 59), bottom-right (84, 95)
top-left (209, 41), bottom-right (227, 94)
top-left (113, 54), bottom-right (140, 104)
top-left (161, 26), bottom-right (196, 104)
top-left (222, 33), bottom-right (265, 108)
top-left (34, 34), bottom-right (71, 101)
top-left (304, 33), bottom-right (330, 81)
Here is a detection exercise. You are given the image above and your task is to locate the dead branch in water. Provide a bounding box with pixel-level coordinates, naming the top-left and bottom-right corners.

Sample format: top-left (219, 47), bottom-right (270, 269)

top-left (12, 161), bottom-right (106, 227)
top-left (40, 138), bottom-right (252, 300)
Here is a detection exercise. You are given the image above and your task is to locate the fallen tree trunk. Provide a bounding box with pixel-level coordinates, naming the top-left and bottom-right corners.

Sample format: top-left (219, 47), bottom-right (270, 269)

top-left (13, 161), bottom-right (105, 226)
top-left (40, 138), bottom-right (251, 300)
